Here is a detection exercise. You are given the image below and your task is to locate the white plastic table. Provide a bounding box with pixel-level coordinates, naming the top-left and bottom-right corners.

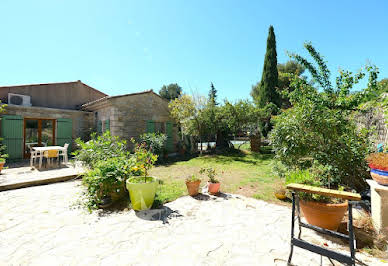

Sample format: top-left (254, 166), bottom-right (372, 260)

top-left (32, 146), bottom-right (66, 168)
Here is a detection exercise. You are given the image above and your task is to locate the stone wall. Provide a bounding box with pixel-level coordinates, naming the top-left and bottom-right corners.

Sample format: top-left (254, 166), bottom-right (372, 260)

top-left (356, 106), bottom-right (387, 147)
top-left (84, 92), bottom-right (178, 150)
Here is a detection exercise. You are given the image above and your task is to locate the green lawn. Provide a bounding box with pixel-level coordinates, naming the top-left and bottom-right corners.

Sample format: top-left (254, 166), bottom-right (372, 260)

top-left (150, 146), bottom-right (286, 205)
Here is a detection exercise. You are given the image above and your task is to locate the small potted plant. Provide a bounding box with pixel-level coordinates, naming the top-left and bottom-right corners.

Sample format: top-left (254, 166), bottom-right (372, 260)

top-left (200, 167), bottom-right (220, 195)
top-left (0, 157), bottom-right (6, 173)
top-left (286, 167), bottom-right (348, 231)
top-left (126, 143), bottom-right (158, 211)
top-left (185, 175), bottom-right (201, 196)
top-left (0, 141), bottom-right (7, 173)
top-left (366, 153), bottom-right (388, 185)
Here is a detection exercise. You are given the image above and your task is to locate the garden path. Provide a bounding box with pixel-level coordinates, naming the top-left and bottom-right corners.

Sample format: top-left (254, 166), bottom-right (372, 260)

top-left (0, 181), bottom-right (384, 265)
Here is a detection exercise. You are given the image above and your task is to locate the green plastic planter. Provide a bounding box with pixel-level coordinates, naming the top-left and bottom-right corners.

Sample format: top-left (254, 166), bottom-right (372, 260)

top-left (126, 177), bottom-right (158, 211)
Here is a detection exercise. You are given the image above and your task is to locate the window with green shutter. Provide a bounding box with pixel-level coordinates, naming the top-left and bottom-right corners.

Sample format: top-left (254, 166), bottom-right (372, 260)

top-left (56, 118), bottom-right (73, 152)
top-left (104, 119), bottom-right (110, 132)
top-left (1, 115), bottom-right (23, 159)
top-left (166, 121), bottom-right (173, 152)
top-left (97, 120), bottom-right (102, 134)
top-left (146, 120), bottom-right (155, 133)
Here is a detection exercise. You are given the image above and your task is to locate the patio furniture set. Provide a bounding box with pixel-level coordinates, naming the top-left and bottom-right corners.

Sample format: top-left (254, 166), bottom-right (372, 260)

top-left (30, 144), bottom-right (69, 169)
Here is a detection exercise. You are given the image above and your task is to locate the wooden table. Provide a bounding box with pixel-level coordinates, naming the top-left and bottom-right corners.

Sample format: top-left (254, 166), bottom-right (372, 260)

top-left (32, 146), bottom-right (66, 169)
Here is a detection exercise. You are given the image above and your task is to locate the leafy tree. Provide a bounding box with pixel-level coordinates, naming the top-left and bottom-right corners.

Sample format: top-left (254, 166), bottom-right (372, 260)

top-left (277, 60), bottom-right (306, 75)
top-left (168, 94), bottom-right (209, 154)
top-left (159, 83), bottom-right (182, 101)
top-left (277, 60), bottom-right (306, 108)
top-left (219, 100), bottom-right (262, 136)
top-left (251, 25), bottom-right (280, 108)
top-left (378, 78), bottom-right (388, 94)
top-left (271, 42), bottom-right (380, 192)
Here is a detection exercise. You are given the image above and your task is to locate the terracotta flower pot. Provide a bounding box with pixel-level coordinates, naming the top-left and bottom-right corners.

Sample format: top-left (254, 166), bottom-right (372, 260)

top-left (370, 168), bottom-right (388, 186)
top-left (186, 180), bottom-right (201, 196)
top-left (300, 200), bottom-right (348, 231)
top-left (208, 182), bottom-right (220, 195)
top-left (0, 162), bottom-right (4, 173)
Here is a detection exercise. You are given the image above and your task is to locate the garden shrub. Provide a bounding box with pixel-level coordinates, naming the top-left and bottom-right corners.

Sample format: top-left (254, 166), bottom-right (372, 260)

top-left (73, 131), bottom-right (128, 168)
top-left (139, 133), bottom-right (167, 159)
top-left (82, 156), bottom-right (134, 211)
top-left (271, 43), bottom-right (380, 193)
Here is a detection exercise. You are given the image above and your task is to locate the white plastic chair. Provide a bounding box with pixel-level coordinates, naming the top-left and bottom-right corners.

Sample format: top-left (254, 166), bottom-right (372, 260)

top-left (59, 143), bottom-right (69, 164)
top-left (30, 147), bottom-right (41, 168)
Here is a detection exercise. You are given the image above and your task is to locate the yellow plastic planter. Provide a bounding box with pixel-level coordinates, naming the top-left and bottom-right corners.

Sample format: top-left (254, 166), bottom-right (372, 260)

top-left (126, 177), bottom-right (158, 211)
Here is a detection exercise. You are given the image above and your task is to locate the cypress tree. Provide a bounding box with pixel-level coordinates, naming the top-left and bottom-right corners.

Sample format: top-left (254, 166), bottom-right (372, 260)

top-left (251, 25), bottom-right (280, 108)
top-left (208, 82), bottom-right (218, 106)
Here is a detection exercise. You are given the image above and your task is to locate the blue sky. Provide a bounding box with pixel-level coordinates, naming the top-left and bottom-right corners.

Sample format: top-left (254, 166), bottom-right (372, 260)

top-left (0, 0), bottom-right (387, 101)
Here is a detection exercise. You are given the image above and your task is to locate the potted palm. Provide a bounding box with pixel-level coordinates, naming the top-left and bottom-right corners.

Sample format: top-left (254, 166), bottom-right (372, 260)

top-left (367, 153), bottom-right (388, 185)
top-left (185, 175), bottom-right (201, 196)
top-left (286, 167), bottom-right (348, 231)
top-left (126, 143), bottom-right (158, 211)
top-left (200, 167), bottom-right (220, 195)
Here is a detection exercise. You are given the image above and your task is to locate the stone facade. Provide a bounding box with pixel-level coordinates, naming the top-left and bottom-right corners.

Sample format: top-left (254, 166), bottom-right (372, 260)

top-left (83, 91), bottom-right (178, 150)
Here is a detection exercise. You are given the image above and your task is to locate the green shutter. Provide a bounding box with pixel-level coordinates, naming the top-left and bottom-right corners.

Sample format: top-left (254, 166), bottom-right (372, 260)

top-left (56, 118), bottom-right (73, 152)
top-left (104, 119), bottom-right (110, 132)
top-left (166, 121), bottom-right (173, 152)
top-left (146, 120), bottom-right (155, 133)
top-left (1, 115), bottom-right (23, 159)
top-left (97, 120), bottom-right (102, 134)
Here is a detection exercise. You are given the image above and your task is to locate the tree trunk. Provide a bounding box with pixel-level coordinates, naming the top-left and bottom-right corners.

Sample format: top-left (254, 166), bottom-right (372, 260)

top-left (216, 130), bottom-right (230, 149)
top-left (250, 134), bottom-right (261, 152)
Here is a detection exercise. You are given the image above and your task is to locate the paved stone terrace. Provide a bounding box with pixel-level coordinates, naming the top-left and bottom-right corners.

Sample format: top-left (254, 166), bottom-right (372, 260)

top-left (0, 181), bottom-right (384, 265)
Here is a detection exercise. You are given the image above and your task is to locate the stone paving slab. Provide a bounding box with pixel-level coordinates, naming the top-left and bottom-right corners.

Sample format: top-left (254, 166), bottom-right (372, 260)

top-left (0, 181), bottom-right (385, 266)
top-left (0, 163), bottom-right (85, 191)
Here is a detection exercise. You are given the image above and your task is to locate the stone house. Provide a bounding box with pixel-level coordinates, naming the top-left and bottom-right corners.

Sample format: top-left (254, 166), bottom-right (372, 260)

top-left (0, 81), bottom-right (177, 160)
top-left (81, 91), bottom-right (177, 151)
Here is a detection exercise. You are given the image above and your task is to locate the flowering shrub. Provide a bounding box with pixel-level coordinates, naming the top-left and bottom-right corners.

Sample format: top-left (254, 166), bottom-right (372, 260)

top-left (139, 133), bottom-right (167, 159)
top-left (129, 142), bottom-right (158, 183)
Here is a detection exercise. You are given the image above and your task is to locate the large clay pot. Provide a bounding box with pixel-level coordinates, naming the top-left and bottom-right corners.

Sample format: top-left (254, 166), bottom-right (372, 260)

top-left (370, 168), bottom-right (388, 186)
top-left (300, 200), bottom-right (348, 231)
top-left (186, 180), bottom-right (201, 196)
top-left (208, 182), bottom-right (220, 195)
top-left (126, 177), bottom-right (158, 211)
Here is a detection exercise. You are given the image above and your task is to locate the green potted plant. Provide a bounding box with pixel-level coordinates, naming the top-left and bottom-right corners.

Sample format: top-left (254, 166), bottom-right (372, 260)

top-left (366, 153), bottom-right (388, 185)
top-left (200, 167), bottom-right (220, 195)
top-left (285, 167), bottom-right (348, 231)
top-left (185, 175), bottom-right (201, 196)
top-left (126, 143), bottom-right (158, 211)
top-left (82, 156), bottom-right (130, 211)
